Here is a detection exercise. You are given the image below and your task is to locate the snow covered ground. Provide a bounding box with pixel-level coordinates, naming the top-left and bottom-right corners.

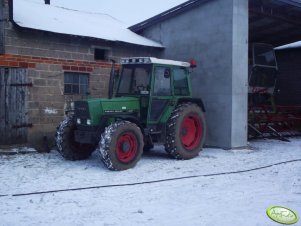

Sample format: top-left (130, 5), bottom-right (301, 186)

top-left (0, 138), bottom-right (300, 226)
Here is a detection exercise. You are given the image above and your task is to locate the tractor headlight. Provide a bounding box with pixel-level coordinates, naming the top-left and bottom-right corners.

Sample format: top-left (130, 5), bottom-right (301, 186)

top-left (86, 119), bottom-right (91, 125)
top-left (76, 118), bottom-right (81, 124)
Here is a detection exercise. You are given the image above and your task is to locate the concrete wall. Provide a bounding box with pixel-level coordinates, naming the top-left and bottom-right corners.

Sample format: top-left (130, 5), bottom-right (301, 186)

top-left (0, 1), bottom-right (161, 150)
top-left (140, 0), bottom-right (248, 148)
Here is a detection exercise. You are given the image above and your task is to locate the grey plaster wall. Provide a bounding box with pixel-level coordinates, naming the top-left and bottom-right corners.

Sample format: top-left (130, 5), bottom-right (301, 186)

top-left (141, 0), bottom-right (248, 148)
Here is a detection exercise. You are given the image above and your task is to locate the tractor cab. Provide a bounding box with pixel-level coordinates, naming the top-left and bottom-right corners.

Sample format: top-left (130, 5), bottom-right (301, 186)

top-left (248, 43), bottom-right (278, 105)
top-left (115, 57), bottom-right (193, 126)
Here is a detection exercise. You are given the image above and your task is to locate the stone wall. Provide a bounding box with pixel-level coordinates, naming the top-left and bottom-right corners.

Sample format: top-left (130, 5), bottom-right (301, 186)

top-left (0, 1), bottom-right (161, 150)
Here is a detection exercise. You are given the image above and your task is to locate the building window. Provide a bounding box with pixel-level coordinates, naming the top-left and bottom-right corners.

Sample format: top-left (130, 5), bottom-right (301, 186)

top-left (94, 48), bottom-right (108, 60)
top-left (64, 72), bottom-right (89, 95)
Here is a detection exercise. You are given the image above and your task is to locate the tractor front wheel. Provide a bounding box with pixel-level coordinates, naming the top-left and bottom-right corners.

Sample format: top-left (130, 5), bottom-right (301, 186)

top-left (97, 121), bottom-right (144, 171)
top-left (55, 116), bottom-right (96, 160)
top-left (165, 103), bottom-right (206, 159)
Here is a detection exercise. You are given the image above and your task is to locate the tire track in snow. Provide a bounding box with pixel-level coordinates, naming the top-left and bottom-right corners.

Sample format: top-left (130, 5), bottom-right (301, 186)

top-left (1, 159), bottom-right (301, 198)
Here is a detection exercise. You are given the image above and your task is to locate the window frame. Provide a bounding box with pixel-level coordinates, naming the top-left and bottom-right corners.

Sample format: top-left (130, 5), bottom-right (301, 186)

top-left (116, 64), bottom-right (152, 96)
top-left (64, 72), bottom-right (89, 95)
top-left (93, 46), bottom-right (112, 61)
top-left (152, 66), bottom-right (172, 96)
top-left (173, 67), bottom-right (190, 96)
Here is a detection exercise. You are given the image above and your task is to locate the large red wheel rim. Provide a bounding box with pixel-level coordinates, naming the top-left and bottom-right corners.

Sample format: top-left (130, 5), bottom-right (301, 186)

top-left (116, 132), bottom-right (138, 163)
top-left (180, 114), bottom-right (202, 150)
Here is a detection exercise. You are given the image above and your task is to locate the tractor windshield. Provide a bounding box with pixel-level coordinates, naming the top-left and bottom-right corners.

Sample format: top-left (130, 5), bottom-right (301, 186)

top-left (117, 64), bottom-right (151, 95)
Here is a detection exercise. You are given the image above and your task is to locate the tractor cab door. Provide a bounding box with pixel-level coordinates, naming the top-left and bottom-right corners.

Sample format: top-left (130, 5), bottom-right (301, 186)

top-left (148, 66), bottom-right (175, 124)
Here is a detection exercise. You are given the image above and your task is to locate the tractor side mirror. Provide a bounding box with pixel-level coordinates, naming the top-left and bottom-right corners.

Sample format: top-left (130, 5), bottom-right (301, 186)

top-left (164, 69), bottom-right (171, 78)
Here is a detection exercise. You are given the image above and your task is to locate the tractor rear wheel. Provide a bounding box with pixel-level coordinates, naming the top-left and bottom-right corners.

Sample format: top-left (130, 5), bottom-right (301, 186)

top-left (55, 116), bottom-right (96, 160)
top-left (97, 121), bottom-right (144, 171)
top-left (165, 103), bottom-right (206, 160)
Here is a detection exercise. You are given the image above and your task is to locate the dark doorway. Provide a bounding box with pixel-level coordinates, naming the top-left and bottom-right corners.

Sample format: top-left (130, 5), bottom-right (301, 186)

top-left (0, 67), bottom-right (28, 145)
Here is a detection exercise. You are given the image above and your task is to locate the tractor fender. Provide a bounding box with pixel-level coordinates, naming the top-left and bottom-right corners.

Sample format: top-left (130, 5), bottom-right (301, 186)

top-left (177, 98), bottom-right (206, 112)
top-left (114, 115), bottom-right (144, 133)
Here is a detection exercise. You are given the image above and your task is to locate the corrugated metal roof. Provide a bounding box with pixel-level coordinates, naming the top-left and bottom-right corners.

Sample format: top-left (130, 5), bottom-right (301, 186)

top-left (12, 0), bottom-right (163, 48)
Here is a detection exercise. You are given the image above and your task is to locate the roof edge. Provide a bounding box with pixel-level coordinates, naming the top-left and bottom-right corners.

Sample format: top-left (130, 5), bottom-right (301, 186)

top-left (129, 0), bottom-right (211, 32)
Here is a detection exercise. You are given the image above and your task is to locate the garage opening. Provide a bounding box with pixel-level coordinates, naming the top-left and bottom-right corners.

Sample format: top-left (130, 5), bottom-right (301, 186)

top-left (248, 0), bottom-right (301, 140)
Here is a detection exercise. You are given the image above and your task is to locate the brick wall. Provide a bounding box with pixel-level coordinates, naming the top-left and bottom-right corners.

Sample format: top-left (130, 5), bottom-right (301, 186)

top-left (0, 53), bottom-right (113, 150)
top-left (0, 1), bottom-right (161, 150)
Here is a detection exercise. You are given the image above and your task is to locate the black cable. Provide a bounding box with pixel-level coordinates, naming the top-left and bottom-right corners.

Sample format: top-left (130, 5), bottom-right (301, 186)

top-left (1, 159), bottom-right (301, 198)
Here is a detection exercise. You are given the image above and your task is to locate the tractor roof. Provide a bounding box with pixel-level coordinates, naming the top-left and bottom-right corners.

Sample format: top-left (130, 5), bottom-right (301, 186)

top-left (120, 57), bottom-right (191, 67)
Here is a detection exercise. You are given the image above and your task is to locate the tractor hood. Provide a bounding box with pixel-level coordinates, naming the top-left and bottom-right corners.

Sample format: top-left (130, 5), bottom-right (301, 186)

top-left (74, 97), bottom-right (140, 126)
top-left (99, 97), bottom-right (139, 114)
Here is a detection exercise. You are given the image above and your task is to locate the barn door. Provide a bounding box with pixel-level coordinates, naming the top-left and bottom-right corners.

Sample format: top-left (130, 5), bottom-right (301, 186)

top-left (0, 68), bottom-right (28, 145)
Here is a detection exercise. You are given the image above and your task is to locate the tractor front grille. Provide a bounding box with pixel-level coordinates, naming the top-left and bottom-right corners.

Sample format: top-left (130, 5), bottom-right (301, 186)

top-left (74, 101), bottom-right (90, 118)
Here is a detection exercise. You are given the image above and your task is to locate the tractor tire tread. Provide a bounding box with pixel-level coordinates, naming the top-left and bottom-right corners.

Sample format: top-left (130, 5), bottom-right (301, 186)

top-left (55, 116), bottom-right (95, 161)
top-left (164, 102), bottom-right (206, 160)
top-left (97, 121), bottom-right (144, 171)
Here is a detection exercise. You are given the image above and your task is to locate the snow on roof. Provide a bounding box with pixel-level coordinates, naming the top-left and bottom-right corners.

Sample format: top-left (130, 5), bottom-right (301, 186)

top-left (275, 41), bottom-right (301, 50)
top-left (12, 0), bottom-right (163, 48)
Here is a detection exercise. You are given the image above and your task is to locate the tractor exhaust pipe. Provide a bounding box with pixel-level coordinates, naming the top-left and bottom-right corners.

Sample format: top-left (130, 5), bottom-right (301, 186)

top-left (108, 59), bottom-right (116, 99)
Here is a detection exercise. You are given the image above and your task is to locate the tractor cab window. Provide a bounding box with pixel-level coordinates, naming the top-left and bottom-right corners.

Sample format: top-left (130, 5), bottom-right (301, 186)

top-left (117, 65), bottom-right (151, 95)
top-left (173, 68), bottom-right (189, 96)
top-left (153, 67), bottom-right (171, 96)
top-left (253, 44), bottom-right (277, 67)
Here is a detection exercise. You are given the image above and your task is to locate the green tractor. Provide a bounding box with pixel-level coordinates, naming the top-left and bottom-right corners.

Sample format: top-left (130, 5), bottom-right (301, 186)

top-left (56, 57), bottom-right (206, 170)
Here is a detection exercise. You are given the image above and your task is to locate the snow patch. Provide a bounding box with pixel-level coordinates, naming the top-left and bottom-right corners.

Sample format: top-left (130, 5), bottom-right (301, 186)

top-left (1, 138), bottom-right (301, 226)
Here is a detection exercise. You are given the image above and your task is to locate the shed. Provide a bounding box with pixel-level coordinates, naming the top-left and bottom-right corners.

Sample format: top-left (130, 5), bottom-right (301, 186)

top-left (130, 0), bottom-right (301, 148)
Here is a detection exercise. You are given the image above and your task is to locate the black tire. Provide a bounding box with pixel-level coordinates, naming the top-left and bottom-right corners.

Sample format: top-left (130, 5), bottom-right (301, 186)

top-left (97, 121), bottom-right (144, 171)
top-left (55, 116), bottom-right (96, 160)
top-left (165, 103), bottom-right (206, 160)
